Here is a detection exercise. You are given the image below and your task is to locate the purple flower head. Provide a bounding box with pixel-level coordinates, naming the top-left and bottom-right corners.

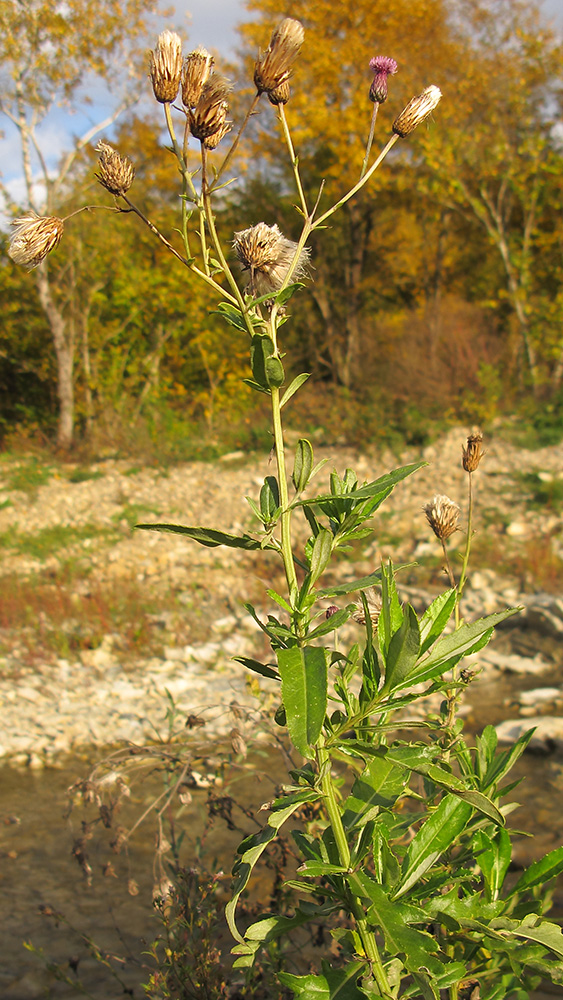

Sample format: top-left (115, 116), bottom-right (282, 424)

top-left (369, 55), bottom-right (398, 104)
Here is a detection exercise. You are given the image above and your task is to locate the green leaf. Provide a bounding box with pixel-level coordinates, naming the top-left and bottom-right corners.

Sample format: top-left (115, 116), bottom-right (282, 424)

top-left (226, 790), bottom-right (319, 944)
top-left (279, 960), bottom-right (367, 1000)
top-left (378, 562), bottom-right (403, 658)
top-left (278, 646), bottom-right (329, 758)
top-left (136, 523), bottom-right (275, 549)
top-left (395, 795), bottom-right (473, 898)
top-left (242, 377), bottom-right (271, 396)
top-left (475, 828), bottom-right (512, 900)
top-left (307, 609), bottom-right (351, 639)
top-left (494, 914), bottom-right (563, 959)
top-left (410, 608), bottom-right (521, 684)
top-left (512, 845), bottom-right (563, 895)
top-left (297, 861), bottom-right (351, 877)
top-left (342, 756), bottom-right (409, 829)
top-left (250, 333), bottom-right (285, 388)
top-left (293, 438), bottom-right (314, 492)
top-left (349, 874), bottom-right (446, 977)
top-left (245, 910), bottom-right (313, 944)
top-left (310, 528), bottom-right (333, 584)
top-left (232, 655), bottom-right (280, 680)
top-left (260, 476), bottom-right (280, 520)
top-left (419, 589), bottom-right (456, 654)
top-left (297, 463), bottom-right (426, 508)
top-left (381, 604), bottom-right (420, 693)
top-left (215, 301), bottom-right (250, 331)
top-left (282, 374), bottom-right (311, 409)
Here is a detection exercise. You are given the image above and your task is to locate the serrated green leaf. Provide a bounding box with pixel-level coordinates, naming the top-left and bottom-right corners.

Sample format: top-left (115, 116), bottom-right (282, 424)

top-left (278, 646), bottom-right (328, 758)
top-left (512, 845), bottom-right (563, 895)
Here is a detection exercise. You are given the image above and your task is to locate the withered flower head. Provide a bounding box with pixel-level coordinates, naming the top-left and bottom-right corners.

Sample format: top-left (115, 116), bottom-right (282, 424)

top-left (393, 84), bottom-right (442, 137)
top-left (233, 222), bottom-right (310, 298)
top-left (149, 30), bottom-right (183, 104)
top-left (203, 120), bottom-right (232, 150)
top-left (369, 55), bottom-right (398, 104)
top-left (462, 429), bottom-right (484, 473)
top-left (268, 80), bottom-right (291, 106)
top-left (95, 141), bottom-right (135, 197)
top-left (182, 46), bottom-right (214, 108)
top-left (423, 494), bottom-right (460, 542)
top-left (189, 73), bottom-right (231, 142)
top-left (254, 17), bottom-right (304, 97)
top-left (352, 587), bottom-right (383, 627)
top-left (8, 213), bottom-right (64, 270)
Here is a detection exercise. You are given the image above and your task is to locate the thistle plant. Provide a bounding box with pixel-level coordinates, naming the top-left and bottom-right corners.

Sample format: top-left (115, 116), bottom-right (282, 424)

top-left (9, 18), bottom-right (563, 1000)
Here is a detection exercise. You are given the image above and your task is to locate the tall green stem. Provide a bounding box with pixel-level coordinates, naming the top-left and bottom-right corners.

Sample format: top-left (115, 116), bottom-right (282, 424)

top-left (270, 385), bottom-right (297, 599)
top-left (278, 104), bottom-right (308, 217)
top-left (317, 742), bottom-right (391, 996)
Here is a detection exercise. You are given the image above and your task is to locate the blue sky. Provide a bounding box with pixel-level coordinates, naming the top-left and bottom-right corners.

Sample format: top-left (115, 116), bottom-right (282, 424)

top-left (1, 0), bottom-right (563, 217)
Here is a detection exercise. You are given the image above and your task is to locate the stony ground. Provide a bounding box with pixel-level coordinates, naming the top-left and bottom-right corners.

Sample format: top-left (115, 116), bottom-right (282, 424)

top-left (0, 425), bottom-right (562, 764)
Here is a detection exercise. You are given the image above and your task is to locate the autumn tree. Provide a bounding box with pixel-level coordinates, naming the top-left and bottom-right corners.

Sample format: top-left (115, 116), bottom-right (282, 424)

top-left (0, 0), bottom-right (161, 448)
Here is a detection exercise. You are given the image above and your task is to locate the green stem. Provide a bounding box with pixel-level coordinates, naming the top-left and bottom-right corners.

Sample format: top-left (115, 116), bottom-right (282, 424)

top-left (278, 104), bottom-right (308, 217)
top-left (200, 147), bottom-right (256, 337)
top-left (360, 103), bottom-right (379, 180)
top-left (317, 742), bottom-right (391, 996)
top-left (456, 471), bottom-right (474, 610)
top-left (270, 384), bottom-right (298, 598)
top-left (313, 133), bottom-right (400, 230)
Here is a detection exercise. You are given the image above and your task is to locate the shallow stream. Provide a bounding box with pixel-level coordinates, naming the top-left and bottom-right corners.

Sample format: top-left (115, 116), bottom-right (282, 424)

top-left (1, 633), bottom-right (563, 1000)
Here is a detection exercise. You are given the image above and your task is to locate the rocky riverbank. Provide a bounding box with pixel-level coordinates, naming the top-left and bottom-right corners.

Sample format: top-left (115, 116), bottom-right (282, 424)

top-left (0, 426), bottom-right (562, 765)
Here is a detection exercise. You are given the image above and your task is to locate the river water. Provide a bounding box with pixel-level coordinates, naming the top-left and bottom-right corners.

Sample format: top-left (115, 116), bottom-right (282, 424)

top-left (1, 651), bottom-right (563, 999)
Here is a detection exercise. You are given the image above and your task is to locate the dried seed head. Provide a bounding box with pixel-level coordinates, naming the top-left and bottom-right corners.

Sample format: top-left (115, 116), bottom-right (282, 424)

top-left (182, 46), bottom-right (214, 108)
top-left (423, 494), bottom-right (460, 542)
top-left (8, 213), bottom-right (64, 270)
top-left (254, 17), bottom-right (304, 96)
top-left (268, 80), bottom-right (291, 105)
top-left (189, 74), bottom-right (231, 141)
top-left (393, 84), bottom-right (442, 137)
top-left (462, 429), bottom-right (484, 473)
top-left (203, 120), bottom-right (232, 149)
top-left (352, 587), bottom-right (383, 627)
top-left (95, 141), bottom-right (135, 197)
top-left (233, 222), bottom-right (310, 298)
top-left (149, 30), bottom-right (183, 104)
top-left (369, 55), bottom-right (398, 104)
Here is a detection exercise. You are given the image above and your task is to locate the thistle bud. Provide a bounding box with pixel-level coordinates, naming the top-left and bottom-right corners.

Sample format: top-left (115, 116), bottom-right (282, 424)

top-left (325, 605), bottom-right (340, 619)
top-left (182, 46), bottom-right (214, 108)
top-left (233, 222), bottom-right (310, 298)
top-left (393, 85), bottom-right (442, 137)
top-left (423, 494), bottom-right (460, 542)
top-left (369, 55), bottom-right (397, 104)
top-left (462, 430), bottom-right (484, 473)
top-left (149, 30), bottom-right (183, 104)
top-left (8, 213), bottom-right (64, 270)
top-left (189, 74), bottom-right (231, 142)
top-left (95, 141), bottom-right (135, 197)
top-left (352, 588), bottom-right (383, 627)
top-left (254, 18), bottom-right (304, 97)
top-left (268, 80), bottom-right (291, 106)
